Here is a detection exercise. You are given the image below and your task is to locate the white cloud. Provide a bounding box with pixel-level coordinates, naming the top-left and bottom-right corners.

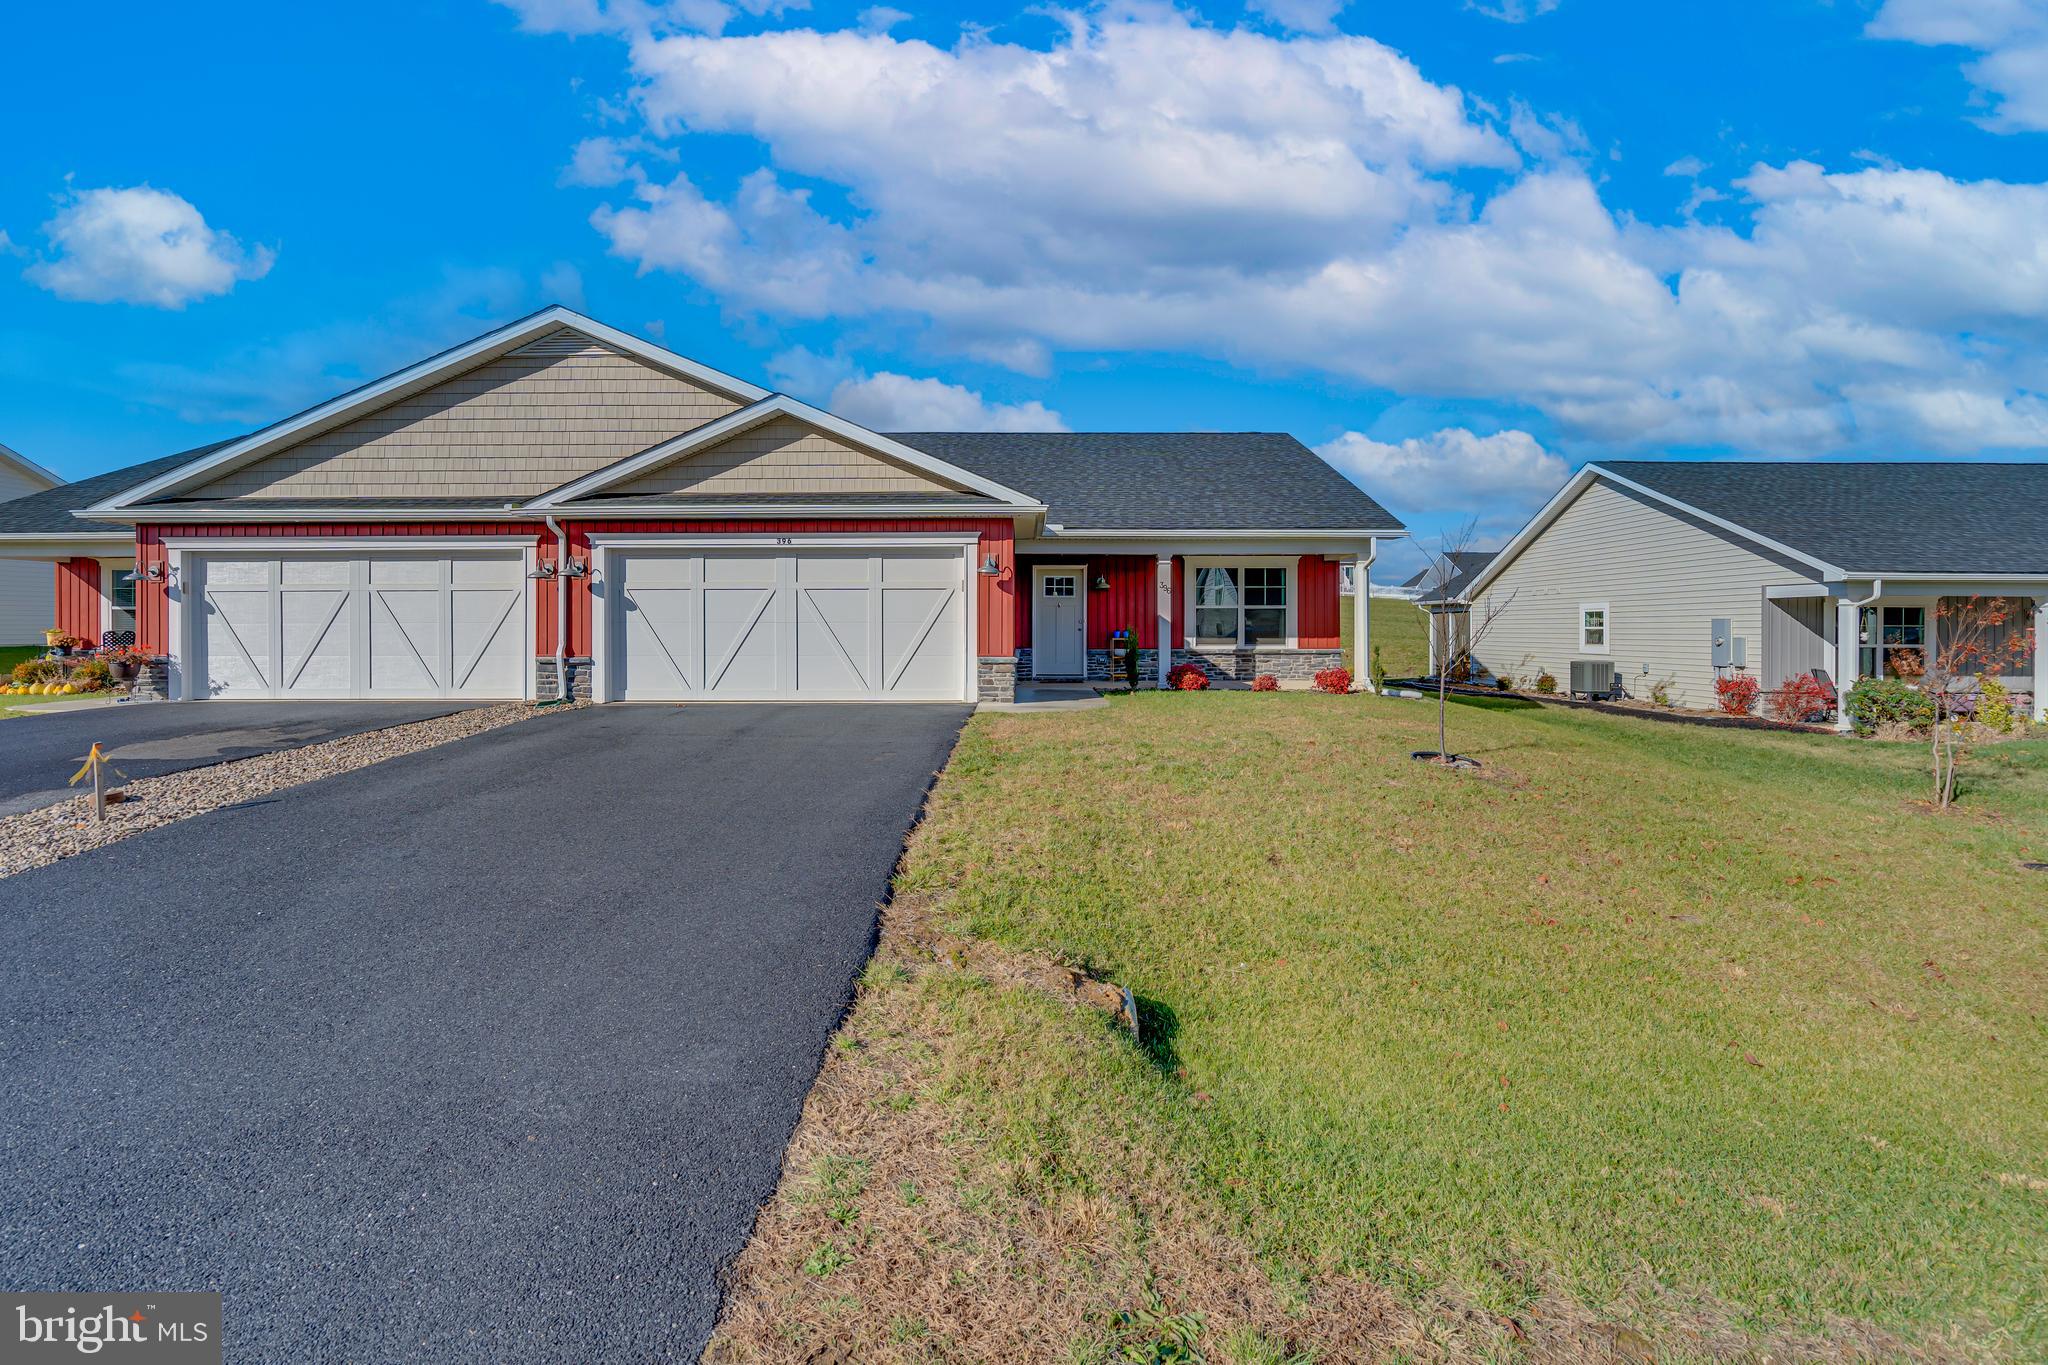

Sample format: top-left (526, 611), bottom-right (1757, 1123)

top-left (540, 260), bottom-right (586, 308)
top-left (561, 136), bottom-right (641, 187)
top-left (828, 372), bottom-right (1068, 432)
top-left (1663, 155), bottom-right (1706, 178)
top-left (1468, 0), bottom-right (1560, 22)
top-left (24, 185), bottom-right (273, 309)
top-left (857, 6), bottom-right (910, 33)
top-left (1869, 0), bottom-right (2048, 131)
top-left (767, 346), bottom-right (1067, 431)
top-left (1316, 427), bottom-right (1568, 517)
top-left (542, 9), bottom-right (2048, 459)
top-left (1248, 0), bottom-right (1347, 34)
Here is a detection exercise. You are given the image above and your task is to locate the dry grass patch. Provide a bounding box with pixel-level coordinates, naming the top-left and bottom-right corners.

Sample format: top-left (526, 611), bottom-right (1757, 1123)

top-left (715, 691), bottom-right (2044, 1361)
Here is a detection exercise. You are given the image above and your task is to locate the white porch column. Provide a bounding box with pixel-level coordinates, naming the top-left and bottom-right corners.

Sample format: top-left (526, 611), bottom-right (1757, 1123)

top-left (1155, 552), bottom-right (1174, 689)
top-left (2033, 598), bottom-right (2047, 722)
top-left (1834, 594), bottom-right (1861, 732)
top-left (1354, 541), bottom-right (1375, 691)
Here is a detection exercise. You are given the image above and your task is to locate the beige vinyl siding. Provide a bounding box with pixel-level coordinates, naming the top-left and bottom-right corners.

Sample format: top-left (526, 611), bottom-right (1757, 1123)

top-left (609, 414), bottom-right (960, 498)
top-left (0, 457), bottom-right (57, 643)
top-left (188, 338), bottom-right (742, 500)
top-left (1473, 477), bottom-right (1824, 707)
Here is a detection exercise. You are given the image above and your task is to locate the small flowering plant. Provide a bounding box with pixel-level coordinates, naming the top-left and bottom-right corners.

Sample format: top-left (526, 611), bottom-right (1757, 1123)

top-left (1311, 666), bottom-right (1353, 695)
top-left (100, 645), bottom-right (152, 668)
top-left (1166, 662), bottom-right (1210, 691)
top-left (1250, 674), bottom-right (1280, 692)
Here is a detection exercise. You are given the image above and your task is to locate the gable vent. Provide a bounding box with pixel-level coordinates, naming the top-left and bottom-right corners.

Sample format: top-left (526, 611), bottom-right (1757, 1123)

top-left (509, 327), bottom-right (617, 358)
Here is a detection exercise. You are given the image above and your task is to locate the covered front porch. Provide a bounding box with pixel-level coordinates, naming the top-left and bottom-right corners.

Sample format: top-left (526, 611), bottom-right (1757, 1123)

top-left (1790, 582), bottom-right (2045, 730)
top-left (1009, 539), bottom-right (1381, 690)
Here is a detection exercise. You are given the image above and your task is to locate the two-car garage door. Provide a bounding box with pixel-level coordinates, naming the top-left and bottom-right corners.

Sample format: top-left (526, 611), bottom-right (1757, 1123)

top-left (608, 548), bottom-right (968, 701)
top-left (192, 552), bottom-right (526, 700)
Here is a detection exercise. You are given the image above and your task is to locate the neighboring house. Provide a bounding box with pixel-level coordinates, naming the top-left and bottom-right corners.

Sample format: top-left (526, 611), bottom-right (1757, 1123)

top-left (1464, 461), bottom-right (2047, 728)
top-left (0, 308), bottom-right (1404, 703)
top-left (1399, 551), bottom-right (1497, 677)
top-left (0, 442), bottom-right (62, 645)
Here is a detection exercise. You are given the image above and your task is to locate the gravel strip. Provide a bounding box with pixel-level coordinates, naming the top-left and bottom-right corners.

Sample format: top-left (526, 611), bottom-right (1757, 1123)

top-left (0, 702), bottom-right (569, 880)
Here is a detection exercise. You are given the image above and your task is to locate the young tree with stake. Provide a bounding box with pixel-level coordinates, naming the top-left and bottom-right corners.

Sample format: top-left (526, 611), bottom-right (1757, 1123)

top-left (1415, 522), bottom-right (1513, 766)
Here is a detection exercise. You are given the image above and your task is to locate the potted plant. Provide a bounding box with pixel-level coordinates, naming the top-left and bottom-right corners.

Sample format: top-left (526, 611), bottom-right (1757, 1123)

top-left (103, 645), bottom-right (148, 684)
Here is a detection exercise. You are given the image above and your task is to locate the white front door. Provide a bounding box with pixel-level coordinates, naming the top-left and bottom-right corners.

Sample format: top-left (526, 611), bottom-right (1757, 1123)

top-left (1033, 566), bottom-right (1086, 678)
top-left (191, 552), bottom-right (525, 699)
top-left (610, 547), bottom-right (968, 701)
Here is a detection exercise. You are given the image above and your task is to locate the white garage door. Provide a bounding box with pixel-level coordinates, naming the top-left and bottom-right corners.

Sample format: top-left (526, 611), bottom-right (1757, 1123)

top-left (191, 553), bottom-right (525, 700)
top-left (610, 548), bottom-right (968, 701)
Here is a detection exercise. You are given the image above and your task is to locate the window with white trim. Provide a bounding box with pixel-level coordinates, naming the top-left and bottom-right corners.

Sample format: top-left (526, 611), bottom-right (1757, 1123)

top-left (1042, 574), bottom-right (1076, 598)
top-left (1193, 564), bottom-right (1289, 646)
top-left (1579, 602), bottom-right (1609, 654)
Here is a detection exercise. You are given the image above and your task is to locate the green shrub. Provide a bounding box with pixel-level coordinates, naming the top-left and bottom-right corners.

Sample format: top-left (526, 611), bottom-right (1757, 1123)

top-left (1534, 671), bottom-right (1557, 694)
top-left (1843, 676), bottom-right (1935, 735)
top-left (1979, 677), bottom-right (2016, 733)
top-left (69, 658), bottom-right (113, 691)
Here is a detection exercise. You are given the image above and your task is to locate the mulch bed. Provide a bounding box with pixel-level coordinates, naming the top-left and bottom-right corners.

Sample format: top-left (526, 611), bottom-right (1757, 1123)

top-left (1392, 679), bottom-right (1837, 735)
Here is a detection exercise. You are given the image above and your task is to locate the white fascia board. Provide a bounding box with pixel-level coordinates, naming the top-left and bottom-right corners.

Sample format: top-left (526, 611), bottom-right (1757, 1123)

top-left (1461, 465), bottom-right (1842, 601)
top-left (76, 507), bottom-right (540, 523)
top-left (0, 533), bottom-right (130, 560)
top-left (531, 393), bottom-right (1043, 510)
top-left (1045, 526), bottom-right (1406, 538)
top-left (0, 441), bottom-right (62, 487)
top-left (86, 306), bottom-right (772, 513)
top-left (158, 535), bottom-right (535, 549)
top-left (539, 501), bottom-right (1043, 518)
top-left (585, 531), bottom-right (982, 548)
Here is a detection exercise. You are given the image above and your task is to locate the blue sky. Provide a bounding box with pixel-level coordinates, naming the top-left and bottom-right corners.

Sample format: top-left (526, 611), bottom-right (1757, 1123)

top-left (5, 0), bottom-right (2045, 571)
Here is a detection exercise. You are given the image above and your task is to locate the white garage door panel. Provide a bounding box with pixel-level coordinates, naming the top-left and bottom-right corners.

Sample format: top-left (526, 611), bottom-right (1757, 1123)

top-left (193, 553), bottom-right (524, 700)
top-left (611, 547), bottom-right (967, 701)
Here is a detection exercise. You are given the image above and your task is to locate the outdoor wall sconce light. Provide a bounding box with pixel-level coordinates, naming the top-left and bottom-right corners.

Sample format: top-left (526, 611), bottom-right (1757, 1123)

top-left (120, 564), bottom-right (167, 584)
top-left (978, 555), bottom-right (1002, 576)
top-left (528, 561), bottom-right (559, 580)
top-left (564, 558), bottom-right (590, 578)
top-left (1092, 575), bottom-right (1110, 591)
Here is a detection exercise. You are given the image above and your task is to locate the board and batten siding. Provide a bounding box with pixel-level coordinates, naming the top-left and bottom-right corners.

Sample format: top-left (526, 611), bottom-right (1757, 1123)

top-left (0, 456), bottom-right (56, 643)
top-left (186, 338), bottom-right (742, 501)
top-left (1472, 477), bottom-right (1824, 707)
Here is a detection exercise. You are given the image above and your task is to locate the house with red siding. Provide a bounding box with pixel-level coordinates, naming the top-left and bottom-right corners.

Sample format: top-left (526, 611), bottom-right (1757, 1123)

top-left (0, 309), bottom-right (1403, 703)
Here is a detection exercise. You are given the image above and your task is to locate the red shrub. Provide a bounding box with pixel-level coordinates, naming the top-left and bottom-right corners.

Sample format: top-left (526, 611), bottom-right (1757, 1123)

top-left (1714, 672), bottom-right (1761, 716)
top-left (1311, 666), bottom-right (1353, 695)
top-left (1166, 662), bottom-right (1210, 691)
top-left (1251, 674), bottom-right (1280, 692)
top-left (1764, 673), bottom-right (1833, 723)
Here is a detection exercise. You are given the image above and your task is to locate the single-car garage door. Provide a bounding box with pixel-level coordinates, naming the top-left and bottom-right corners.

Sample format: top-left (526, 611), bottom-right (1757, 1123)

top-left (609, 547), bottom-right (968, 701)
top-left (191, 552), bottom-right (526, 699)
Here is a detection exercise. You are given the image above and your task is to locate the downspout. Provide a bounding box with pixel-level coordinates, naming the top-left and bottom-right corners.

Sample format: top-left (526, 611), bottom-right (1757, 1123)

top-left (543, 514), bottom-right (571, 705)
top-left (1834, 578), bottom-right (1882, 732)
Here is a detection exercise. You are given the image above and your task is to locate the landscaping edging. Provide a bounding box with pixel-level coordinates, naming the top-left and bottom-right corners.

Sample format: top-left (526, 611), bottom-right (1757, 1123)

top-left (0, 702), bottom-right (571, 880)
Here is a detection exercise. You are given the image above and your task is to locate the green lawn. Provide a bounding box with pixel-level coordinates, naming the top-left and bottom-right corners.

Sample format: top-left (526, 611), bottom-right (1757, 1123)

top-left (0, 644), bottom-right (43, 673)
top-left (875, 694), bottom-right (2047, 1356)
top-left (1340, 593), bottom-right (1428, 680)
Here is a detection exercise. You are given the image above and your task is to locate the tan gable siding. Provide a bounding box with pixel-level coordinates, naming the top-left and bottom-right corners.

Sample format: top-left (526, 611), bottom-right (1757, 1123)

top-left (608, 414), bottom-right (961, 498)
top-left (1472, 477), bottom-right (1824, 707)
top-left (188, 338), bottom-right (742, 500)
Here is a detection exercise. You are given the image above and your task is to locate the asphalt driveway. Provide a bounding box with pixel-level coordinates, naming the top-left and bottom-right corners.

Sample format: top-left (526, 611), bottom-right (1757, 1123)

top-left (0, 703), bottom-right (969, 1362)
top-left (0, 701), bottom-right (475, 816)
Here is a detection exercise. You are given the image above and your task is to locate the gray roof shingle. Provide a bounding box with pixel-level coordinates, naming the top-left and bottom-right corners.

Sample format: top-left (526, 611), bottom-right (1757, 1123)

top-left (889, 432), bottom-right (1402, 531)
top-left (1400, 550), bottom-right (1496, 601)
top-left (1596, 460), bottom-right (2048, 575)
top-left (0, 446), bottom-right (228, 536)
top-left (0, 432), bottom-right (1402, 538)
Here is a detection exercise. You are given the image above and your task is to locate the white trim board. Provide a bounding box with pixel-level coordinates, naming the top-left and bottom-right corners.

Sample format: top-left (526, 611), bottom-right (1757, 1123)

top-left (1030, 564), bottom-right (1088, 680)
top-left (89, 307), bottom-right (773, 512)
top-left (532, 393), bottom-right (1044, 511)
